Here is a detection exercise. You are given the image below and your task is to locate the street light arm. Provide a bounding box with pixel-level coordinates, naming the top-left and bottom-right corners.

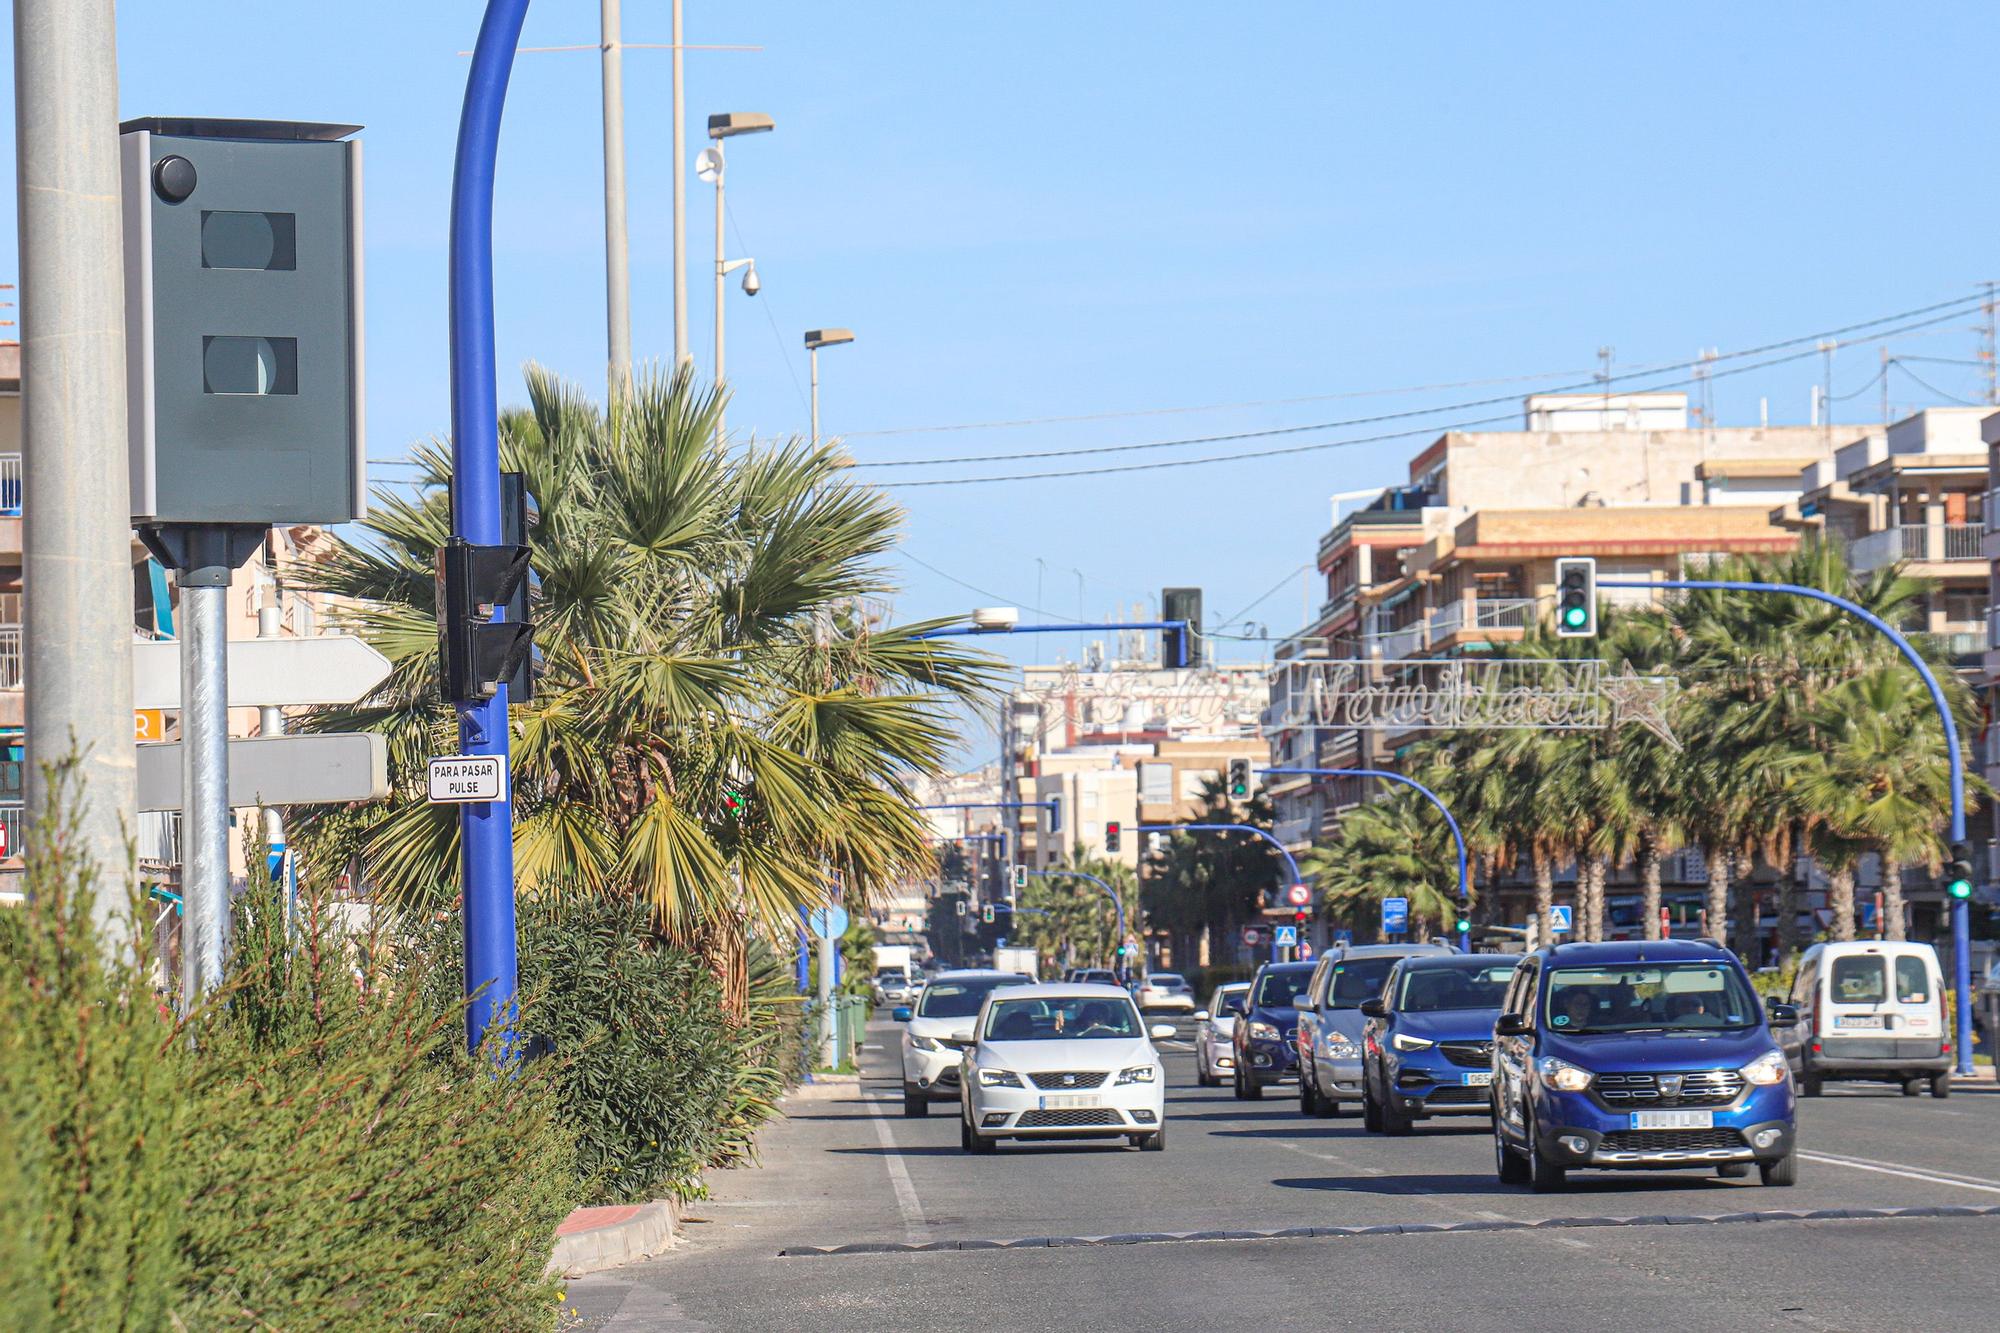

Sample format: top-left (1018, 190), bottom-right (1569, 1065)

top-left (1137, 822), bottom-right (1306, 896)
top-left (1265, 767), bottom-right (1470, 944)
top-left (1024, 868), bottom-right (1129, 981)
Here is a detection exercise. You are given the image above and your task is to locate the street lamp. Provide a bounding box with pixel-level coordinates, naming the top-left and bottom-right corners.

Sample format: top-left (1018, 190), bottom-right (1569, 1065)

top-left (700, 112), bottom-right (773, 443)
top-left (804, 327), bottom-right (855, 447)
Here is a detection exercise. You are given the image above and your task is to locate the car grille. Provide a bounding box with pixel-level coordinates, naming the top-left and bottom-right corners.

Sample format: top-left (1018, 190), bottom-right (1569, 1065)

top-left (1594, 1070), bottom-right (1743, 1106)
top-left (1028, 1070), bottom-right (1109, 1090)
top-left (935, 1069), bottom-right (960, 1086)
top-left (1425, 1085), bottom-right (1489, 1106)
top-left (1017, 1108), bottom-right (1122, 1128)
top-left (1598, 1128), bottom-right (1744, 1154)
top-left (1441, 1041), bottom-right (1493, 1069)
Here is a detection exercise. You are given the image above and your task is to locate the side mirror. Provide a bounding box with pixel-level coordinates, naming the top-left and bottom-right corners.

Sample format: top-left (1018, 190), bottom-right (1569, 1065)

top-left (1358, 998), bottom-right (1387, 1019)
top-left (1297, 996), bottom-right (1318, 1012)
top-left (1193, 1010), bottom-right (1211, 1022)
top-left (892, 1006), bottom-right (912, 1023)
top-left (1495, 1012), bottom-right (1530, 1037)
top-left (1149, 1023), bottom-right (1178, 1041)
top-left (1765, 1002), bottom-right (1800, 1029)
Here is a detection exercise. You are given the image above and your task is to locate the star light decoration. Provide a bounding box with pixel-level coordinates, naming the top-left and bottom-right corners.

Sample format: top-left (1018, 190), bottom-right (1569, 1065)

top-left (1598, 674), bottom-right (1680, 749)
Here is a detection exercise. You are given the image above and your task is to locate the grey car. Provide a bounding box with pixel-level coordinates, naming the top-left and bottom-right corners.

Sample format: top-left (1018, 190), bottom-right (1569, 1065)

top-left (1195, 982), bottom-right (1251, 1087)
top-left (1294, 942), bottom-right (1453, 1117)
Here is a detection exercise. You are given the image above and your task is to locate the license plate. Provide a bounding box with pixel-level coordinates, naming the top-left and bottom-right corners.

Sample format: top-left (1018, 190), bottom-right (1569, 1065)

top-left (1834, 1014), bottom-right (1884, 1029)
top-left (1462, 1071), bottom-right (1494, 1087)
top-left (1633, 1109), bottom-right (1713, 1130)
top-left (1039, 1094), bottom-right (1100, 1110)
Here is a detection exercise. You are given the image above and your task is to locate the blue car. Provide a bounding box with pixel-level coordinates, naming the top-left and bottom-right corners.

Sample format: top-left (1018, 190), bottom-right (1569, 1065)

top-left (1359, 954), bottom-right (1523, 1134)
top-left (1233, 961), bottom-right (1316, 1098)
top-left (1492, 940), bottom-right (1800, 1193)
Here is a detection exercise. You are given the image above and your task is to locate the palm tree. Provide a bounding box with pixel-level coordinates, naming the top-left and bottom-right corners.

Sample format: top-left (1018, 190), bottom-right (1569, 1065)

top-left (1304, 788), bottom-right (1468, 940)
top-left (1141, 777), bottom-right (1281, 964)
top-left (1013, 847), bottom-right (1136, 970)
top-left (294, 366), bottom-right (998, 1004)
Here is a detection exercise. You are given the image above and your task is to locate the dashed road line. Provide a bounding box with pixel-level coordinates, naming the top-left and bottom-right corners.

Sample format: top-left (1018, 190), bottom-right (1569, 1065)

top-left (861, 1095), bottom-right (930, 1244)
top-left (1801, 1150), bottom-right (2000, 1195)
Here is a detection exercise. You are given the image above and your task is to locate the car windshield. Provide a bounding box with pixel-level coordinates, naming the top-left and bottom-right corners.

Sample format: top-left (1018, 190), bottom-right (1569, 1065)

top-left (917, 977), bottom-right (1028, 1019)
top-left (984, 996), bottom-right (1142, 1041)
top-left (1148, 974), bottom-right (1185, 986)
top-left (1211, 988), bottom-right (1248, 1015)
top-left (1253, 969), bottom-right (1312, 1007)
top-left (1396, 963), bottom-right (1517, 1013)
top-left (1326, 956), bottom-right (1397, 1008)
top-left (1544, 962), bottom-right (1759, 1033)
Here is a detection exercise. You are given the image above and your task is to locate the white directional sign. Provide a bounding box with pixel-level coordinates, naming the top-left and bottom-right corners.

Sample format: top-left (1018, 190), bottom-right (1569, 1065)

top-left (1274, 925), bottom-right (1298, 946)
top-left (132, 635), bottom-right (393, 709)
top-left (136, 734), bottom-right (388, 811)
top-left (427, 755), bottom-right (508, 804)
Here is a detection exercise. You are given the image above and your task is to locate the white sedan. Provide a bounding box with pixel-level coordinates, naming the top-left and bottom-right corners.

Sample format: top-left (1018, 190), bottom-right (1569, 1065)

top-left (1135, 972), bottom-right (1198, 1013)
top-left (959, 984), bottom-right (1175, 1152)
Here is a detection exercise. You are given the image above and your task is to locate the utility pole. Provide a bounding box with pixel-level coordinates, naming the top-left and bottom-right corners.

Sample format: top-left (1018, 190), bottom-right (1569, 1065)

top-left (600, 0), bottom-right (633, 401)
top-left (1818, 339), bottom-right (1837, 445)
top-left (1880, 346), bottom-right (1890, 428)
top-left (13, 0), bottom-right (138, 944)
top-left (1981, 281), bottom-right (1997, 406)
top-left (672, 0), bottom-right (689, 371)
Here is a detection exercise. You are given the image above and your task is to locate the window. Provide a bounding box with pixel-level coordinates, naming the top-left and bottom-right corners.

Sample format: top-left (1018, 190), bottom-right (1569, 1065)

top-left (915, 976), bottom-right (1030, 1019)
top-left (1830, 955), bottom-right (1887, 1005)
top-left (1544, 962), bottom-right (1758, 1032)
top-left (1327, 956), bottom-right (1397, 1007)
top-left (1138, 762), bottom-right (1172, 804)
top-left (200, 210), bottom-right (297, 270)
top-left (984, 995), bottom-right (1141, 1041)
top-left (1395, 963), bottom-right (1517, 1013)
top-left (1894, 956), bottom-right (1930, 1004)
top-left (1253, 969), bottom-right (1313, 1008)
top-left (202, 335), bottom-right (298, 395)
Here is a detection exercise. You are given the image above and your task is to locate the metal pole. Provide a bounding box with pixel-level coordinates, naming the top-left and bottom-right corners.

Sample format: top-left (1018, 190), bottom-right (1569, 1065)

top-left (810, 344), bottom-right (820, 447)
top-left (14, 0), bottom-right (137, 947)
top-left (1603, 576), bottom-right (1973, 1075)
top-left (1026, 869), bottom-right (1125, 980)
top-left (257, 605), bottom-right (289, 929)
top-left (599, 0), bottom-right (632, 400)
top-left (713, 148), bottom-right (726, 440)
top-left (450, 0), bottom-right (531, 1056)
top-left (179, 581), bottom-right (228, 998)
top-left (670, 0), bottom-right (688, 370)
top-left (817, 929), bottom-right (838, 1068)
top-left (1137, 822), bottom-right (1307, 897)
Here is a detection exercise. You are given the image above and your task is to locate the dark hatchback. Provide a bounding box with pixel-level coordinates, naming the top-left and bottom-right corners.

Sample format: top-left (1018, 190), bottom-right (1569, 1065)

top-left (1360, 954), bottom-right (1523, 1133)
top-left (1233, 961), bottom-right (1316, 1098)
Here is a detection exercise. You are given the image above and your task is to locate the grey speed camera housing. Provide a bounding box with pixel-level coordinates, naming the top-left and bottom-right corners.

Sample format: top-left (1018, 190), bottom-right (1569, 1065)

top-left (122, 118), bottom-right (365, 526)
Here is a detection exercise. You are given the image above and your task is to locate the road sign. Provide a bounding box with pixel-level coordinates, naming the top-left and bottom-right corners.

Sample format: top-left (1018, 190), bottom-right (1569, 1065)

top-left (1548, 904), bottom-right (1574, 933)
top-left (131, 635), bottom-right (393, 709)
top-left (134, 708), bottom-right (165, 742)
top-left (135, 733), bottom-right (388, 811)
top-left (1334, 929), bottom-right (1353, 947)
top-left (1241, 925), bottom-right (1266, 947)
top-left (1274, 925), bottom-right (1298, 946)
top-left (428, 754), bottom-right (508, 804)
top-left (0, 819), bottom-right (8, 857)
top-left (1285, 883), bottom-right (1311, 907)
top-left (1381, 896), bottom-right (1410, 933)
top-left (807, 905), bottom-right (850, 939)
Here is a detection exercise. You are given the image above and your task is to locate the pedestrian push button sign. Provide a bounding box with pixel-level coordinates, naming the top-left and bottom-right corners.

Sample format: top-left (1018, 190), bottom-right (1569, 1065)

top-left (427, 754), bottom-right (507, 804)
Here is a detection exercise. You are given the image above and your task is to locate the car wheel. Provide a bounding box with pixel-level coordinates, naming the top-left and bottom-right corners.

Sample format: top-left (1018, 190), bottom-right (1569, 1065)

top-left (1243, 1072), bottom-right (1264, 1101)
top-left (960, 1113), bottom-right (974, 1152)
top-left (1381, 1096), bottom-right (1414, 1137)
top-left (1799, 1072), bottom-right (1822, 1098)
top-left (1361, 1080), bottom-right (1383, 1133)
top-left (1528, 1134), bottom-right (1567, 1193)
top-left (903, 1084), bottom-right (928, 1117)
top-left (1759, 1145), bottom-right (1798, 1186)
top-left (1298, 1071), bottom-right (1315, 1115)
top-left (1930, 1073), bottom-right (1952, 1099)
top-left (1231, 1064), bottom-right (1248, 1100)
top-left (1494, 1117), bottom-right (1531, 1185)
top-left (1716, 1163), bottom-right (1751, 1179)
top-left (1141, 1125), bottom-right (1166, 1152)
top-left (1901, 1077), bottom-right (1924, 1097)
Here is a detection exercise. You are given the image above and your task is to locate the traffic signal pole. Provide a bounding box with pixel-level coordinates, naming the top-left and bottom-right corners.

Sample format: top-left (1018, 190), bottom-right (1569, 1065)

top-left (1023, 868), bottom-right (1128, 981)
top-left (449, 0), bottom-right (532, 1056)
top-left (1602, 577), bottom-right (1973, 1076)
top-left (1265, 767), bottom-right (1470, 952)
top-left (1137, 823), bottom-right (1307, 917)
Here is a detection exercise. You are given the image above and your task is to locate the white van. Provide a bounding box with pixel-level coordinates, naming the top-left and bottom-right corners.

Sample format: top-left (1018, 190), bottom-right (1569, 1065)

top-left (1777, 941), bottom-right (1951, 1098)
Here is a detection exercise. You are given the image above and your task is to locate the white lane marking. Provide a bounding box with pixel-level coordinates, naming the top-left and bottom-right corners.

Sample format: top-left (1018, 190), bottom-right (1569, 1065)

top-left (1801, 1150), bottom-right (2000, 1195)
top-left (862, 1096), bottom-right (930, 1243)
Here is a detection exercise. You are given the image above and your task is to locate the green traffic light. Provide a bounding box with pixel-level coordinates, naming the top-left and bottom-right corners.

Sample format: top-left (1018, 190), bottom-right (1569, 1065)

top-left (1455, 918), bottom-right (1471, 933)
top-left (1562, 605), bottom-right (1587, 628)
top-left (1949, 878), bottom-right (1973, 900)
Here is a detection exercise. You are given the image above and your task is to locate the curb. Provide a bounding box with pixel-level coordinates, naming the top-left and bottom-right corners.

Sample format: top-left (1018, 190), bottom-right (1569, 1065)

top-left (550, 1199), bottom-right (682, 1277)
top-left (788, 1073), bottom-right (862, 1102)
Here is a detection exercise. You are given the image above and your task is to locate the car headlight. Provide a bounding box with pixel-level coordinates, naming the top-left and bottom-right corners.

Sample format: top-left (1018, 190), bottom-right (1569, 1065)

top-left (1740, 1050), bottom-right (1789, 1086)
top-left (1536, 1056), bottom-right (1592, 1092)
top-left (977, 1068), bottom-right (1023, 1088)
top-left (1324, 1037), bottom-right (1360, 1059)
top-left (1115, 1065), bottom-right (1158, 1085)
top-left (910, 1034), bottom-right (942, 1052)
top-left (1247, 1020), bottom-right (1281, 1042)
top-left (1391, 1033), bottom-right (1435, 1053)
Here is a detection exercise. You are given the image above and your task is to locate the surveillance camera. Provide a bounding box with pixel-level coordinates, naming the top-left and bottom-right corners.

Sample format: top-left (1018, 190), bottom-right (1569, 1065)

top-left (742, 267), bottom-right (761, 296)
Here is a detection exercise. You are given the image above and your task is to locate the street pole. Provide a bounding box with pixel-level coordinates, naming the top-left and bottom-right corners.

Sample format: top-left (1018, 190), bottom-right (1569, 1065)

top-left (451, 0), bottom-right (531, 1056)
top-left (257, 606), bottom-right (290, 930)
top-left (712, 144), bottom-right (725, 422)
top-left (1602, 576), bottom-right (1974, 1075)
top-left (809, 344), bottom-right (819, 447)
top-left (1025, 869), bottom-right (1126, 981)
top-left (179, 571), bottom-right (227, 997)
top-left (671, 0), bottom-right (688, 370)
top-left (818, 926), bottom-right (838, 1068)
top-left (1265, 767), bottom-right (1470, 952)
top-left (599, 0), bottom-right (632, 401)
top-left (13, 0), bottom-right (138, 948)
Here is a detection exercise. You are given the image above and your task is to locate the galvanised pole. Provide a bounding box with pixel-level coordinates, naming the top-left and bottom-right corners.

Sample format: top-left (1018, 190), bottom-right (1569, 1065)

top-left (1024, 868), bottom-right (1128, 980)
top-left (910, 620), bottom-right (1192, 668)
top-left (449, 0), bottom-right (531, 1056)
top-left (1603, 577), bottom-right (1973, 1076)
top-left (1266, 766), bottom-right (1470, 953)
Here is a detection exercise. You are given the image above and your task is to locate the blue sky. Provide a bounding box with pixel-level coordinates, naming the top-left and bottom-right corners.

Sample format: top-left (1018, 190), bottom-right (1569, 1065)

top-left (5, 4), bottom-right (1999, 725)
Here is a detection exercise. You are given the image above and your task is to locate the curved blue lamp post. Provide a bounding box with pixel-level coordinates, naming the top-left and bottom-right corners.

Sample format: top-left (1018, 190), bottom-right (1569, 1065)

top-left (1603, 577), bottom-right (1973, 1076)
top-left (1024, 868), bottom-right (1130, 980)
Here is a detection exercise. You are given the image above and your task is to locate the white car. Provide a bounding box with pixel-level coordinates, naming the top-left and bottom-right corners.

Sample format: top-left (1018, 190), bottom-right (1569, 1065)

top-left (960, 983), bottom-right (1175, 1152)
top-left (900, 970), bottom-right (1033, 1116)
top-left (1195, 982), bottom-right (1251, 1087)
top-left (1135, 972), bottom-right (1197, 1013)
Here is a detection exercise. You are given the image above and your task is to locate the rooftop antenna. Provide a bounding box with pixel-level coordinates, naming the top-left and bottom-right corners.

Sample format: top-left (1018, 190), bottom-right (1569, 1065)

top-left (1596, 345), bottom-right (1614, 428)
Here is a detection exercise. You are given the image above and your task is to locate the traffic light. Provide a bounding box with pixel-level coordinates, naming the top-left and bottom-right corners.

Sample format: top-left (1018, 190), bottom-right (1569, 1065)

top-left (1045, 796), bottom-right (1063, 835)
top-left (1011, 864), bottom-right (1028, 892)
top-left (982, 904), bottom-right (996, 924)
top-left (1554, 557), bottom-right (1597, 638)
top-left (1161, 587), bottom-right (1202, 669)
top-left (1104, 821), bottom-right (1122, 854)
top-left (1946, 842), bottom-right (1974, 901)
top-left (1227, 758), bottom-right (1251, 800)
top-left (436, 536), bottom-right (534, 702)
top-left (1456, 916), bottom-right (1472, 935)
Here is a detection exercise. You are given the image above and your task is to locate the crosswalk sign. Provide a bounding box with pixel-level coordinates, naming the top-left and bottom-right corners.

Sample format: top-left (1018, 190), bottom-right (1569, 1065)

top-left (1274, 925), bottom-right (1298, 946)
top-left (1549, 904), bottom-right (1573, 933)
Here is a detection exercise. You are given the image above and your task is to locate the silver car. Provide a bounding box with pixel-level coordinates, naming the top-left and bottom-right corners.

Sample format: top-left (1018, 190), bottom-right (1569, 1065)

top-left (1196, 983), bottom-right (1251, 1087)
top-left (1136, 972), bottom-right (1197, 1013)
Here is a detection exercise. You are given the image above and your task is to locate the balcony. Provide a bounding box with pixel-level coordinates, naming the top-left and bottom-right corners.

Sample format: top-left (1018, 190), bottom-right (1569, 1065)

top-left (1428, 596), bottom-right (1537, 643)
top-left (1367, 621), bottom-right (1428, 662)
top-left (0, 624), bottom-right (18, 690)
top-left (0, 454), bottom-right (18, 516)
top-left (0, 804), bottom-right (20, 862)
top-left (1920, 629), bottom-right (1986, 662)
top-left (1848, 523), bottom-right (1985, 571)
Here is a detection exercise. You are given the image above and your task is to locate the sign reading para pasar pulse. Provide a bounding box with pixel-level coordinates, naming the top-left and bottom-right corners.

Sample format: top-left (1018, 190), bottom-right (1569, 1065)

top-left (428, 754), bottom-right (507, 804)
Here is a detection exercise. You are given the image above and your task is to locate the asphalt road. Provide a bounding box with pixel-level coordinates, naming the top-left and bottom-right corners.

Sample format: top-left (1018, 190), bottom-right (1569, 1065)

top-left (569, 1018), bottom-right (2000, 1331)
